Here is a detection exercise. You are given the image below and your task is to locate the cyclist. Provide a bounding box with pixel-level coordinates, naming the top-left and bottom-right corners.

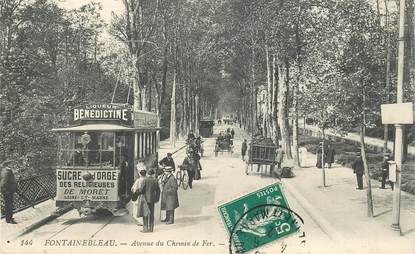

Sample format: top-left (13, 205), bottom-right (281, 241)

top-left (180, 154), bottom-right (196, 189)
top-left (159, 153), bottom-right (175, 172)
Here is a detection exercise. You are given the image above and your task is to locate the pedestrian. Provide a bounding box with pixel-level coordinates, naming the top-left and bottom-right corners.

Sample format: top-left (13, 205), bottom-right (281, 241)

top-left (193, 152), bottom-right (202, 180)
top-left (160, 166), bottom-right (179, 224)
top-left (231, 128), bottom-right (235, 139)
top-left (352, 153), bottom-right (364, 190)
top-left (131, 169), bottom-right (148, 228)
top-left (181, 155), bottom-right (196, 188)
top-left (241, 139), bottom-right (248, 161)
top-left (380, 155), bottom-right (394, 190)
top-left (298, 146), bottom-right (308, 167)
top-left (275, 145), bottom-right (284, 169)
top-left (325, 144), bottom-right (335, 168)
top-left (159, 153), bottom-right (175, 172)
top-left (187, 131), bottom-right (195, 141)
top-left (136, 169), bottom-right (160, 233)
top-left (118, 154), bottom-right (129, 198)
top-left (0, 160), bottom-right (17, 224)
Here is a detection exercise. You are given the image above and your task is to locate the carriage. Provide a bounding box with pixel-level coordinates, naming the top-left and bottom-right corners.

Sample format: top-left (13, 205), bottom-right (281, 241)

top-left (214, 138), bottom-right (233, 157)
top-left (52, 104), bottom-right (159, 216)
top-left (245, 137), bottom-right (277, 177)
top-left (199, 119), bottom-right (214, 138)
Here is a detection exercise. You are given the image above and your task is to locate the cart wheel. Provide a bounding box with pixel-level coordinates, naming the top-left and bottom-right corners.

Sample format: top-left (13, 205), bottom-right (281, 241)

top-left (182, 172), bottom-right (189, 190)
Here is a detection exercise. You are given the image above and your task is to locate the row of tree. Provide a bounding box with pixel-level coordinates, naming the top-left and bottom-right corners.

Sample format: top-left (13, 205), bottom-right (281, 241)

top-left (216, 0), bottom-right (414, 217)
top-left (0, 0), bottom-right (224, 175)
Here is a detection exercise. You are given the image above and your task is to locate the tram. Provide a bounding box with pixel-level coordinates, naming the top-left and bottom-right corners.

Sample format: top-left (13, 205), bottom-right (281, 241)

top-left (51, 104), bottom-right (159, 216)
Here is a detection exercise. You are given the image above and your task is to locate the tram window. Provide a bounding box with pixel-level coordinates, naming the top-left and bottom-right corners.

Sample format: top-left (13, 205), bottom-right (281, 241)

top-left (57, 132), bottom-right (118, 168)
top-left (101, 132), bottom-right (115, 168)
top-left (115, 134), bottom-right (127, 166)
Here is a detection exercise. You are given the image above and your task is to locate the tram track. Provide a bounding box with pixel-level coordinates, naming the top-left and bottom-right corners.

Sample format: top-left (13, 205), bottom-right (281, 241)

top-left (41, 212), bottom-right (116, 240)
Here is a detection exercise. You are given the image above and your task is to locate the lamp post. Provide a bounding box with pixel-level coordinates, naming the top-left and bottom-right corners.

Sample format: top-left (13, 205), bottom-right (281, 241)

top-left (391, 0), bottom-right (406, 234)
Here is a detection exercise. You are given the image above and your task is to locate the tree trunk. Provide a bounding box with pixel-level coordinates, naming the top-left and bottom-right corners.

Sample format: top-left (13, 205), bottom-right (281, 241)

top-left (277, 59), bottom-right (292, 159)
top-left (265, 44), bottom-right (272, 137)
top-left (322, 128), bottom-right (326, 187)
top-left (292, 69), bottom-right (300, 167)
top-left (195, 94), bottom-right (199, 136)
top-left (170, 70), bottom-right (177, 147)
top-left (361, 125), bottom-right (374, 217)
top-left (133, 71), bottom-right (142, 111)
top-left (272, 54), bottom-right (279, 145)
top-left (251, 35), bottom-right (256, 134)
top-left (361, 90), bottom-right (374, 217)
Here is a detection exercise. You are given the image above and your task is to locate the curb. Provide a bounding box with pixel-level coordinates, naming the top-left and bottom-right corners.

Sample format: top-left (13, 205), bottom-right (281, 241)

top-left (282, 179), bottom-right (352, 254)
top-left (14, 205), bottom-right (73, 239)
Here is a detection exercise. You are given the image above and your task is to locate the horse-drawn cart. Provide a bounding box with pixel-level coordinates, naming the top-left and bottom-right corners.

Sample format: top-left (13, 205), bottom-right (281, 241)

top-left (245, 138), bottom-right (277, 176)
top-left (214, 139), bottom-right (233, 157)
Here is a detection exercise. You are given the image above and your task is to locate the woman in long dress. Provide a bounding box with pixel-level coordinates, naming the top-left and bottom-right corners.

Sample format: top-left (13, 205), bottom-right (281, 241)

top-left (298, 147), bottom-right (308, 167)
top-left (131, 170), bottom-right (150, 225)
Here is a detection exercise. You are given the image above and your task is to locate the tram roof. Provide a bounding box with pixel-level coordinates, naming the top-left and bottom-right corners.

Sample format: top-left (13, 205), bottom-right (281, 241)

top-left (51, 124), bottom-right (159, 132)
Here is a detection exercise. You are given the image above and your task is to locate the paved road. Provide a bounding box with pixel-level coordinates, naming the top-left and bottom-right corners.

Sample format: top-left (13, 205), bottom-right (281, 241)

top-left (5, 125), bottom-right (338, 254)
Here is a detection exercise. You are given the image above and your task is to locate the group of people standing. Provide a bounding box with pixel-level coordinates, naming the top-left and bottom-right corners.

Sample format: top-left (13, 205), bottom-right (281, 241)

top-left (130, 131), bottom-right (204, 233)
top-left (131, 154), bottom-right (180, 233)
top-left (316, 143), bottom-right (336, 169)
top-left (352, 153), bottom-right (394, 190)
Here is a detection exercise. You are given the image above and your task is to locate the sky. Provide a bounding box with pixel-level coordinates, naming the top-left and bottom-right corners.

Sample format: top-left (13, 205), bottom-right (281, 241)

top-left (55, 0), bottom-right (125, 42)
top-left (55, 0), bottom-right (124, 24)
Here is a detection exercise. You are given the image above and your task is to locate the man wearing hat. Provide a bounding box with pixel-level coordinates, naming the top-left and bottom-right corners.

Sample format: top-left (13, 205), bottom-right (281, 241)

top-left (159, 153), bottom-right (175, 172)
top-left (136, 169), bottom-right (160, 232)
top-left (352, 152), bottom-right (364, 190)
top-left (0, 160), bottom-right (17, 224)
top-left (160, 166), bottom-right (179, 224)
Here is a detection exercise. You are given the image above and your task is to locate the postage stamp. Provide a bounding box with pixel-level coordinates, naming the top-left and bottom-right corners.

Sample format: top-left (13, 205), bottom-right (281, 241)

top-left (217, 183), bottom-right (300, 254)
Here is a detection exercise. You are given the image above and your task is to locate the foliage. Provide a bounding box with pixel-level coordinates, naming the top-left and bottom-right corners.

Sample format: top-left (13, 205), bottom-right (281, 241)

top-left (0, 0), bottom-right (117, 175)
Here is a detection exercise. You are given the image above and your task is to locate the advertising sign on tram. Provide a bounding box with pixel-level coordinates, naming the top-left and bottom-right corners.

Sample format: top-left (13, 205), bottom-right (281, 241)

top-left (73, 104), bottom-right (131, 123)
top-left (56, 169), bottom-right (120, 201)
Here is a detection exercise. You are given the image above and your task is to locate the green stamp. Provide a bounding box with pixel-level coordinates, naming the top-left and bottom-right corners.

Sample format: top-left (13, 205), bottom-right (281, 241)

top-left (218, 183), bottom-right (301, 253)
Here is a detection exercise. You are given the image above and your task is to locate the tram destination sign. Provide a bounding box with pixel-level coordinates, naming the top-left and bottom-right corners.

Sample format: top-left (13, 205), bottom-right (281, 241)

top-left (73, 104), bottom-right (131, 123)
top-left (56, 169), bottom-right (120, 201)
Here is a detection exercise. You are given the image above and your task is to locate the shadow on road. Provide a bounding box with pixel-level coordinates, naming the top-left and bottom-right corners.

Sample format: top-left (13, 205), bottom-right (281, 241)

top-left (177, 182), bottom-right (216, 216)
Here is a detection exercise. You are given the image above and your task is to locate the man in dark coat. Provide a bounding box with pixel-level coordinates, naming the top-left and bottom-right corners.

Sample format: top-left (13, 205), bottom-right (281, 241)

top-left (137, 169), bottom-right (160, 232)
top-left (325, 144), bottom-right (335, 168)
top-left (241, 139), bottom-right (248, 161)
top-left (352, 153), bottom-right (364, 190)
top-left (231, 129), bottom-right (235, 139)
top-left (159, 153), bottom-right (175, 172)
top-left (0, 160), bottom-right (17, 224)
top-left (160, 167), bottom-right (179, 224)
top-left (118, 155), bottom-right (129, 198)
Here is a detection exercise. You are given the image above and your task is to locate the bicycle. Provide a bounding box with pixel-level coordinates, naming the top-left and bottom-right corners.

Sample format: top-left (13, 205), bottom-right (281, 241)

top-left (176, 166), bottom-right (189, 190)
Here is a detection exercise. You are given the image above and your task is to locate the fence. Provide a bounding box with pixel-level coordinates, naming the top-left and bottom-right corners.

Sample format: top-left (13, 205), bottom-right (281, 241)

top-left (1, 173), bottom-right (56, 218)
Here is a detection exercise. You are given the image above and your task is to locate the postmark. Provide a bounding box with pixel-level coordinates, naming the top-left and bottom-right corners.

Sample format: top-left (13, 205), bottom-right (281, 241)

top-left (218, 183), bottom-right (303, 253)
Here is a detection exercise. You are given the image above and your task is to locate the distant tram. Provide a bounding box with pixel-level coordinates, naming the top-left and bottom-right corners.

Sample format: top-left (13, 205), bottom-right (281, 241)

top-left (52, 104), bottom-right (159, 216)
